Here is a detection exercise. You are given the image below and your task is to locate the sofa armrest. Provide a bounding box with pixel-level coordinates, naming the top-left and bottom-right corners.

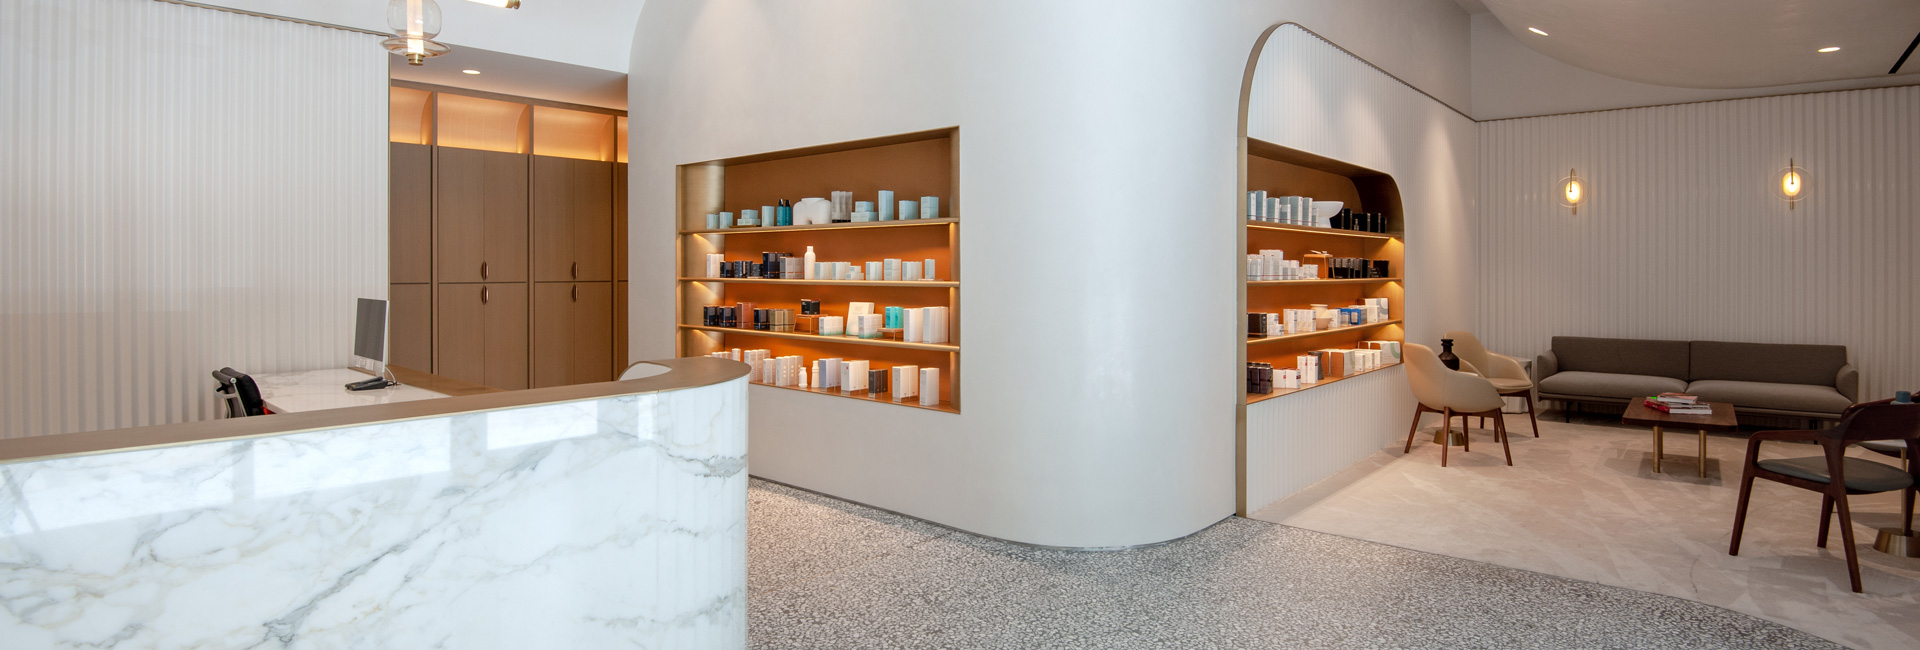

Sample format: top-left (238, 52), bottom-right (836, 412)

top-left (1836, 364), bottom-right (1858, 402)
top-left (1535, 351), bottom-right (1558, 382)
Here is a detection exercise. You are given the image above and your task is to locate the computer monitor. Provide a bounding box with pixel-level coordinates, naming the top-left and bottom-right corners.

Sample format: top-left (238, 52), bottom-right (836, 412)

top-left (351, 298), bottom-right (388, 373)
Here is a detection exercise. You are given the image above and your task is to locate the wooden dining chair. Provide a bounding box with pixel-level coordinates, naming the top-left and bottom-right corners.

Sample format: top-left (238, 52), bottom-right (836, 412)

top-left (1728, 400), bottom-right (1920, 592)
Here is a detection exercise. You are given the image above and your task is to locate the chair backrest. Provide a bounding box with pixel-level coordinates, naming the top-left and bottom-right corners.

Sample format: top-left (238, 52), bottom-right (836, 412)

top-left (1827, 400), bottom-right (1920, 443)
top-left (1405, 343), bottom-right (1505, 413)
top-left (211, 367), bottom-right (266, 417)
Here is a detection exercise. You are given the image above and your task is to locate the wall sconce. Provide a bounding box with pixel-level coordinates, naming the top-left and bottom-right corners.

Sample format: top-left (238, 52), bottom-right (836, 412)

top-left (1556, 168), bottom-right (1586, 215)
top-left (1777, 159), bottom-right (1808, 209)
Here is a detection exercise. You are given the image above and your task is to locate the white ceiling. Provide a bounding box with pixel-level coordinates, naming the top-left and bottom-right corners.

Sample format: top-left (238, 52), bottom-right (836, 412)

top-left (1479, 0), bottom-right (1920, 88)
top-left (389, 46), bottom-right (629, 110)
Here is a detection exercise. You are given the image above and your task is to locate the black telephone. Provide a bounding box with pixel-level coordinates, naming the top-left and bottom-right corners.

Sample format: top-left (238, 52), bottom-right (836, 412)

top-left (345, 376), bottom-right (396, 391)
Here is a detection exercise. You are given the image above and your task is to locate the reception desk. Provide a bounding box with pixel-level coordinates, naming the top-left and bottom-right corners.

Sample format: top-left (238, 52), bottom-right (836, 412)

top-left (0, 357), bottom-right (750, 649)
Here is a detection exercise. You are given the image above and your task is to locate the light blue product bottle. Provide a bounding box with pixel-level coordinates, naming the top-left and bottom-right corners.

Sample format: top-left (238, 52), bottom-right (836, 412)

top-left (898, 200), bottom-right (919, 220)
top-left (865, 261), bottom-right (882, 279)
top-left (706, 213), bottom-right (720, 229)
top-left (885, 306), bottom-right (903, 329)
top-left (878, 190), bottom-right (895, 220)
top-left (923, 259), bottom-right (936, 280)
top-left (1898, 391), bottom-right (1913, 404)
top-left (719, 211), bottom-right (734, 229)
top-left (761, 205), bottom-right (776, 225)
top-left (920, 196), bottom-right (940, 220)
top-left (740, 209), bottom-right (758, 226)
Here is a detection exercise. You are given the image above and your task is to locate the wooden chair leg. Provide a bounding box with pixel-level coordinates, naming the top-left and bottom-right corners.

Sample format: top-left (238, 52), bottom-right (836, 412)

top-left (1729, 469), bottom-right (1757, 556)
top-left (1496, 412), bottom-right (1512, 466)
top-left (1441, 408), bottom-right (1452, 468)
top-left (1835, 491), bottom-right (1863, 593)
top-left (1523, 393), bottom-right (1540, 437)
top-left (1460, 415), bottom-right (1471, 453)
top-left (1818, 495), bottom-right (1834, 548)
top-left (1404, 404), bottom-right (1426, 454)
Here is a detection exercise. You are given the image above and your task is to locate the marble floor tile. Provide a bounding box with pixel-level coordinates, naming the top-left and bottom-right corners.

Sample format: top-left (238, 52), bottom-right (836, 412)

top-left (1252, 411), bottom-right (1920, 650)
top-left (748, 478), bottom-right (1837, 649)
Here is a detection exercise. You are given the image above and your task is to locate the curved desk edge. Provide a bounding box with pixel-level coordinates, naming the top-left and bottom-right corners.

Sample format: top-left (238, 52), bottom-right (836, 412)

top-left (0, 357), bottom-right (751, 466)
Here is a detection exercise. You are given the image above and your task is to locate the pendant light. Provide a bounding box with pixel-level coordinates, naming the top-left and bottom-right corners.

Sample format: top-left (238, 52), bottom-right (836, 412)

top-left (383, 0), bottom-right (449, 66)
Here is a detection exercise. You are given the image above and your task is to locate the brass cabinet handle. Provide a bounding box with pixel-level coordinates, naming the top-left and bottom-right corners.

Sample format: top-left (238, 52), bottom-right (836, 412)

top-left (481, 286), bottom-right (490, 304)
top-left (571, 285), bottom-right (578, 302)
top-left (481, 261), bottom-right (489, 280)
top-left (571, 262), bottom-right (578, 279)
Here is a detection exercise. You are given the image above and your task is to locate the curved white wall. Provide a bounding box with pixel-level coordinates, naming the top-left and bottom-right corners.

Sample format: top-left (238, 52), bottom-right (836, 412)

top-left (626, 0), bottom-right (1477, 547)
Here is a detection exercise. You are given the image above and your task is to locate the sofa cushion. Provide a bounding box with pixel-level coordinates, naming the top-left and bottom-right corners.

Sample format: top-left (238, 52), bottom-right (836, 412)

top-left (1550, 336), bottom-right (1690, 380)
top-left (1685, 380), bottom-right (1852, 415)
top-left (1756, 456), bottom-right (1914, 493)
top-left (1690, 340), bottom-right (1846, 387)
top-left (1538, 371), bottom-right (1687, 399)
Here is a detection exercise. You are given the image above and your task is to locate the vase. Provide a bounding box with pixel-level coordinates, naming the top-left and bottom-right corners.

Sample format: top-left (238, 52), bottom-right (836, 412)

top-left (793, 197), bottom-right (832, 225)
top-left (1439, 338), bottom-right (1460, 371)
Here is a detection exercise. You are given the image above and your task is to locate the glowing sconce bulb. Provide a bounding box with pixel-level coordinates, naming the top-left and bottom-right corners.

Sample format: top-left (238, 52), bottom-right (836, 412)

top-left (1777, 159), bottom-right (1808, 209)
top-left (1556, 169), bottom-right (1586, 214)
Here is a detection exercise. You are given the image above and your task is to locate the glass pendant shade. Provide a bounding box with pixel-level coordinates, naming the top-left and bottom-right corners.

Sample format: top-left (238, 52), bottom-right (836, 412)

top-left (383, 0), bottom-right (450, 65)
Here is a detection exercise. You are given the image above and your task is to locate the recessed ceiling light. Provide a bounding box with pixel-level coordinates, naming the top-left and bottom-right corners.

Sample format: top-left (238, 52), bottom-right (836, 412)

top-left (1817, 47), bottom-right (1840, 53)
top-left (1528, 27), bottom-right (1549, 36)
top-left (462, 69), bottom-right (482, 75)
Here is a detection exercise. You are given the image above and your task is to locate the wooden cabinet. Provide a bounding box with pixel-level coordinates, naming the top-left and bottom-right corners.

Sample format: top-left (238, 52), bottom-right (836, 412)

top-left (533, 282), bottom-right (613, 387)
top-left (532, 156), bottom-right (613, 282)
top-left (435, 283), bottom-right (529, 390)
top-left (614, 280), bottom-right (629, 376)
top-left (436, 147), bottom-right (529, 283)
top-left (391, 143), bottom-right (433, 284)
top-left (388, 283), bottom-right (433, 371)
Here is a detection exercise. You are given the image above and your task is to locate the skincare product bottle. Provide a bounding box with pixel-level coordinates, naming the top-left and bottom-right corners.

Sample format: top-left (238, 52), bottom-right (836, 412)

top-left (878, 190), bottom-right (895, 220)
top-left (898, 200), bottom-right (919, 220)
top-left (803, 246), bottom-right (816, 279)
top-left (777, 199), bottom-right (793, 226)
top-left (924, 259), bottom-right (936, 280)
top-left (920, 196), bottom-right (940, 220)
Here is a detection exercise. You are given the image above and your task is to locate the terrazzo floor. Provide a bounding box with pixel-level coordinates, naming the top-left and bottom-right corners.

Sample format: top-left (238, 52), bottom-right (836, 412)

top-left (747, 478), bottom-right (1841, 649)
top-left (1250, 410), bottom-right (1920, 650)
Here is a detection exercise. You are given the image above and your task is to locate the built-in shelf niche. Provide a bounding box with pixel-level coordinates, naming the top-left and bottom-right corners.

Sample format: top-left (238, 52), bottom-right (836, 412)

top-left (533, 106), bottom-right (618, 162)
top-left (434, 93), bottom-right (532, 154)
top-left (390, 86), bottom-right (433, 145)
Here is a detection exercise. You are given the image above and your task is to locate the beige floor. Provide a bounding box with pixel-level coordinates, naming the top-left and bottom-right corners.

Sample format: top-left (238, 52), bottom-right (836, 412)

top-left (1251, 411), bottom-right (1920, 650)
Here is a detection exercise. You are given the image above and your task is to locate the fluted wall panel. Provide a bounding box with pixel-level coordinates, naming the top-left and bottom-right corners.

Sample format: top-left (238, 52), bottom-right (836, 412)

top-left (0, 0), bottom-right (386, 439)
top-left (1476, 87), bottom-right (1920, 401)
top-left (1246, 367), bottom-right (1415, 509)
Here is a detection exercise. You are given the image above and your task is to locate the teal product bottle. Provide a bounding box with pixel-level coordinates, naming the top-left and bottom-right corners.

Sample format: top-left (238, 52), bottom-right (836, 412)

top-left (777, 199), bottom-right (792, 226)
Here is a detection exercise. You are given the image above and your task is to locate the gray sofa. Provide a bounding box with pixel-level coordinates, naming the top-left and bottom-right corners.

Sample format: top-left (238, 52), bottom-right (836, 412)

top-left (1534, 336), bottom-right (1857, 423)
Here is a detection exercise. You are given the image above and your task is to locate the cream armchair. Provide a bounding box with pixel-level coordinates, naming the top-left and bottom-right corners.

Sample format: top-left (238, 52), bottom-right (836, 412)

top-left (1403, 343), bottom-right (1513, 467)
top-left (1443, 331), bottom-right (1540, 438)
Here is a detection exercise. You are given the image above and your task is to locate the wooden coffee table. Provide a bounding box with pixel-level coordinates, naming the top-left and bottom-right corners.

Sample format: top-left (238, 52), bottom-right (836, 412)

top-left (1621, 400), bottom-right (1738, 477)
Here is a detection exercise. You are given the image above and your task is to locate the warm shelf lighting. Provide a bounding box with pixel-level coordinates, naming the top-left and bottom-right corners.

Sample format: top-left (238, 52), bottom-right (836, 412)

top-left (1528, 27), bottom-right (1549, 36)
top-left (1777, 159), bottom-right (1809, 209)
top-left (462, 69), bottom-right (482, 75)
top-left (1818, 47), bottom-right (1841, 53)
top-left (1556, 168), bottom-right (1586, 215)
top-left (466, 0), bottom-right (522, 7)
top-left (382, 0), bottom-right (449, 66)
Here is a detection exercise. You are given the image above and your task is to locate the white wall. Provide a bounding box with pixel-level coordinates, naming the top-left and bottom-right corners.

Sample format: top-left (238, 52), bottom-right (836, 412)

top-left (1241, 23), bottom-right (1478, 513)
top-left (1470, 13), bottom-right (1920, 121)
top-left (0, 0), bottom-right (387, 438)
top-left (190, 0), bottom-right (644, 73)
top-left (1475, 86), bottom-right (1920, 399)
top-left (626, 0), bottom-right (1476, 547)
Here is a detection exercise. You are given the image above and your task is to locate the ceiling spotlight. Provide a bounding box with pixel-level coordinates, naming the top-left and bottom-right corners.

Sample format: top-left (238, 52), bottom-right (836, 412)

top-left (465, 0), bottom-right (521, 8)
top-left (1817, 47), bottom-right (1841, 53)
top-left (462, 69), bottom-right (482, 75)
top-left (1528, 27), bottom-right (1549, 36)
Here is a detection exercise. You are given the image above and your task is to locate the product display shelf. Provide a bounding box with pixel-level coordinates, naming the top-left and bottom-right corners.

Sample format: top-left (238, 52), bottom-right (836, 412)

top-left (682, 216), bottom-right (957, 236)
top-left (1246, 320), bottom-right (1402, 346)
top-left (676, 127), bottom-right (961, 411)
top-left (1245, 220), bottom-right (1400, 240)
top-left (1248, 277), bottom-right (1401, 287)
top-left (679, 324), bottom-right (957, 352)
top-left (757, 381), bottom-right (958, 414)
top-left (1247, 361), bottom-right (1403, 404)
top-left (678, 277), bottom-right (958, 288)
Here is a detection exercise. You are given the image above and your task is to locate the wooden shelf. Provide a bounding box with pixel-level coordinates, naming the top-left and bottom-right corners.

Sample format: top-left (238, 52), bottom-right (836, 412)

top-left (679, 277), bottom-right (957, 288)
top-left (679, 324), bottom-right (958, 352)
top-left (1248, 362), bottom-right (1403, 404)
top-left (749, 381), bottom-right (958, 414)
top-left (1246, 220), bottom-right (1400, 240)
top-left (1249, 277), bottom-right (1401, 287)
top-left (1246, 320), bottom-right (1402, 346)
top-left (682, 217), bottom-right (957, 236)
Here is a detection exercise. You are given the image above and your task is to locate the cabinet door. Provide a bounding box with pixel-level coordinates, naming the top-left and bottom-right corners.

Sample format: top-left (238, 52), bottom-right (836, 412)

top-left (531, 283), bottom-right (573, 388)
top-left (571, 282), bottom-right (613, 384)
top-left (613, 280), bottom-right (628, 377)
top-left (437, 148), bottom-right (528, 283)
top-left (390, 143), bottom-right (433, 284)
top-left (389, 283), bottom-right (433, 372)
top-left (483, 282), bottom-right (530, 390)
top-left (613, 162), bottom-right (627, 283)
top-left (532, 157), bottom-right (614, 282)
top-left (435, 283), bottom-right (488, 385)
